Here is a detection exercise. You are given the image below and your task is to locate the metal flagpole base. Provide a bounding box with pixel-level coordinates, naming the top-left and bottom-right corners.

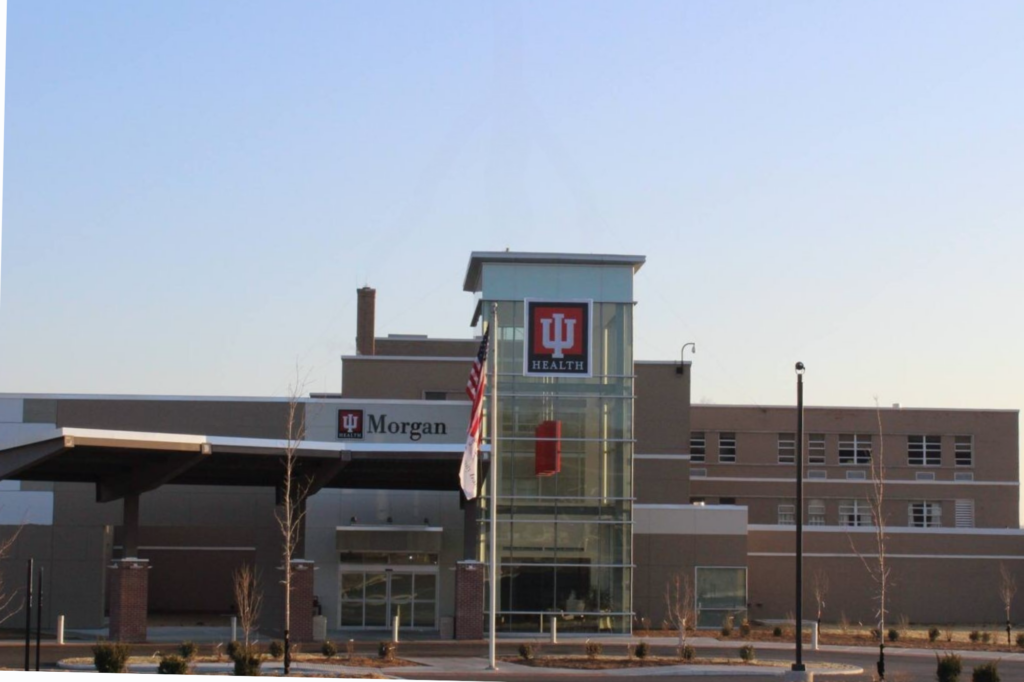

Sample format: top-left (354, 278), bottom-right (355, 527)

top-left (782, 671), bottom-right (814, 682)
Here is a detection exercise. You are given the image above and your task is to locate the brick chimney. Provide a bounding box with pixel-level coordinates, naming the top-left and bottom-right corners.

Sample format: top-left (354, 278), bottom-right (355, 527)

top-left (356, 286), bottom-right (376, 356)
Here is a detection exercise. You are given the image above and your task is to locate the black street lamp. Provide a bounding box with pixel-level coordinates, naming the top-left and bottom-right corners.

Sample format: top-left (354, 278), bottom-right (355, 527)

top-left (793, 362), bottom-right (806, 675)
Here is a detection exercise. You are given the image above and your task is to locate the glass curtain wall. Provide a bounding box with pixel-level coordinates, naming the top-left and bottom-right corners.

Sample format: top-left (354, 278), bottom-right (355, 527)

top-left (480, 300), bottom-right (633, 633)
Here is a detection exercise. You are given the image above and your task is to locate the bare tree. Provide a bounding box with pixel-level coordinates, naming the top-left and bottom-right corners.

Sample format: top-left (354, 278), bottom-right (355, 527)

top-left (275, 370), bottom-right (312, 675)
top-left (232, 563), bottom-right (263, 648)
top-left (0, 526), bottom-right (25, 625)
top-left (812, 568), bottom-right (829, 630)
top-left (664, 570), bottom-right (696, 648)
top-left (848, 404), bottom-right (891, 680)
top-left (1000, 563), bottom-right (1017, 645)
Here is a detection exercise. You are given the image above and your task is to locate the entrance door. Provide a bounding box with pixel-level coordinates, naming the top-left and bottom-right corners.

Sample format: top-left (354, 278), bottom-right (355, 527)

top-left (339, 566), bottom-right (437, 629)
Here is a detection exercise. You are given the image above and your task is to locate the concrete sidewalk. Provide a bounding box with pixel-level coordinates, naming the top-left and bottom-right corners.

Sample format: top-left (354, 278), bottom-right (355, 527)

top-left (56, 626), bottom-right (1024, 662)
top-left (57, 655), bottom-right (862, 678)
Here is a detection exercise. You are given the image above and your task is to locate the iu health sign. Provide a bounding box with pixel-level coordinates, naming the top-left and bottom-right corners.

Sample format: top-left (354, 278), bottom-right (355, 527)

top-left (337, 409), bottom-right (448, 441)
top-left (524, 299), bottom-right (593, 377)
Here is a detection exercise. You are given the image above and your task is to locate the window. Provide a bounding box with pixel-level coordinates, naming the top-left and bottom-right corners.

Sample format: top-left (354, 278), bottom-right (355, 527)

top-left (955, 436), bottom-right (973, 467)
top-left (718, 433), bottom-right (736, 463)
top-left (808, 500), bottom-right (826, 526)
top-left (695, 567), bottom-right (747, 628)
top-left (955, 499), bottom-right (975, 528)
top-left (690, 432), bottom-right (706, 463)
top-left (839, 499), bottom-right (872, 527)
top-left (846, 470), bottom-right (866, 480)
top-left (719, 497), bottom-right (737, 505)
top-left (807, 470), bottom-right (828, 479)
top-left (915, 471), bottom-right (936, 481)
top-left (908, 435), bottom-right (941, 466)
top-left (690, 497), bottom-right (706, 505)
top-left (954, 471), bottom-right (974, 482)
top-left (691, 468), bottom-right (707, 478)
top-left (778, 504), bottom-right (795, 525)
top-left (808, 434), bottom-right (826, 464)
top-left (423, 391), bottom-right (448, 401)
top-left (777, 433), bottom-right (796, 464)
top-left (909, 501), bottom-right (942, 528)
top-left (838, 434), bottom-right (871, 465)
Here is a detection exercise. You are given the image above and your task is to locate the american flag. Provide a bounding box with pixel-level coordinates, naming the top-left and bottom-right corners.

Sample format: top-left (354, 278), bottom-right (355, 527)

top-left (459, 327), bottom-right (489, 500)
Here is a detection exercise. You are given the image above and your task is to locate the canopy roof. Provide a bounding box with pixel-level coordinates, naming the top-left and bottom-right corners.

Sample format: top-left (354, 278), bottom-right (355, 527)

top-left (0, 427), bottom-right (481, 502)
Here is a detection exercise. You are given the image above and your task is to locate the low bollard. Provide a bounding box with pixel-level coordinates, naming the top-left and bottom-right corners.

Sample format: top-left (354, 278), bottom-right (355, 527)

top-left (57, 615), bottom-right (65, 646)
top-left (813, 621), bottom-right (819, 651)
top-left (231, 616), bottom-right (237, 643)
top-left (392, 615), bottom-right (400, 643)
top-left (550, 616), bottom-right (557, 644)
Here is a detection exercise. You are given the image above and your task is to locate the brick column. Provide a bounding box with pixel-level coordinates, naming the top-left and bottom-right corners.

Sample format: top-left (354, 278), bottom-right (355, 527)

top-left (455, 560), bottom-right (485, 640)
top-left (289, 560), bottom-right (315, 643)
top-left (108, 559), bottom-right (149, 642)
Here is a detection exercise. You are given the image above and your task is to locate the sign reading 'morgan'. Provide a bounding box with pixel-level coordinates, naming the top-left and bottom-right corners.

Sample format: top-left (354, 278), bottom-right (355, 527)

top-left (524, 299), bottom-right (593, 377)
top-left (337, 409), bottom-right (449, 441)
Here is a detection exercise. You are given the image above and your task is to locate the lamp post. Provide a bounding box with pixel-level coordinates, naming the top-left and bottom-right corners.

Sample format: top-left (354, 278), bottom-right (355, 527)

top-left (677, 343), bottom-right (696, 375)
top-left (793, 362), bottom-right (806, 675)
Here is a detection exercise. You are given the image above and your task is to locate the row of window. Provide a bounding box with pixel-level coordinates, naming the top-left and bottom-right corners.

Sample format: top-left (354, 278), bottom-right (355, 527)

top-left (775, 499), bottom-right (974, 528)
top-left (688, 496), bottom-right (975, 528)
top-left (690, 433), bottom-right (974, 467)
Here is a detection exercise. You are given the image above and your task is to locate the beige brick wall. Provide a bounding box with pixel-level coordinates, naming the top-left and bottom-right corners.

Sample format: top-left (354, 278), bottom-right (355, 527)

top-left (687, 405), bottom-right (1019, 528)
top-left (342, 358), bottom-right (470, 400)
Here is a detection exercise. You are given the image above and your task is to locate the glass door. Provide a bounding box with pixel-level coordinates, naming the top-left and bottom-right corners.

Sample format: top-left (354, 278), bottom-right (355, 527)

top-left (339, 566), bottom-right (438, 629)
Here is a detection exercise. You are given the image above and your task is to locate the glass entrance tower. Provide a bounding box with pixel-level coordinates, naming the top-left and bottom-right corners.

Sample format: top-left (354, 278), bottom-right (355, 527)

top-left (463, 252), bottom-right (645, 634)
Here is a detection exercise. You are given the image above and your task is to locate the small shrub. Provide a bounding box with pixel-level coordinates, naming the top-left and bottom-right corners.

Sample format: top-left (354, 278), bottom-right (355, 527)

top-left (969, 630), bottom-right (981, 643)
top-left (634, 641), bottom-right (650, 659)
top-left (738, 645), bottom-right (755, 663)
top-left (981, 632), bottom-right (992, 644)
top-left (378, 641), bottom-right (397, 662)
top-left (93, 641), bottom-right (132, 674)
top-left (680, 644), bottom-right (696, 661)
top-left (321, 640), bottom-right (337, 659)
top-left (158, 654), bottom-right (191, 675)
top-left (1016, 632), bottom-right (1024, 648)
top-left (739, 619), bottom-right (751, 637)
top-left (518, 642), bottom-right (535, 661)
top-left (179, 641), bottom-right (199, 661)
top-left (346, 639), bottom-right (356, 659)
top-left (888, 628), bottom-right (900, 642)
top-left (929, 627), bottom-right (941, 643)
top-left (936, 652), bottom-right (962, 682)
top-left (268, 640), bottom-right (285, 659)
top-left (584, 640), bottom-right (602, 659)
top-left (226, 641), bottom-right (241, 660)
top-left (231, 645), bottom-right (261, 677)
top-left (720, 615), bottom-right (734, 637)
top-left (972, 661), bottom-right (1000, 682)
top-left (772, 625), bottom-right (783, 637)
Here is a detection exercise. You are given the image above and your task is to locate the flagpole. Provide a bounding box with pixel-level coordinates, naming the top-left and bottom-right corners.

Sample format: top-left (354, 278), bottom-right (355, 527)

top-left (488, 302), bottom-right (499, 670)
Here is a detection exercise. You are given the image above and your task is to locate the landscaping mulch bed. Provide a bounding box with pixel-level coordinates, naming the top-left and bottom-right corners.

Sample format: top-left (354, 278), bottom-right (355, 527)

top-left (645, 627), bottom-right (1024, 654)
top-left (297, 655), bottom-right (421, 668)
top-left (502, 655), bottom-right (781, 670)
top-left (61, 654), bottom-right (420, 669)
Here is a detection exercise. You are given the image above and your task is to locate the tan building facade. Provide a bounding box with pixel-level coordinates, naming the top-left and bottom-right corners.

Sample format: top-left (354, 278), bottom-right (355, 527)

top-left (0, 250), bottom-right (1019, 636)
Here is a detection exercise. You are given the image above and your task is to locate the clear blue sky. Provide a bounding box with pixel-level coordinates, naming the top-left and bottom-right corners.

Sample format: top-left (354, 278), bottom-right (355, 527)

top-left (1, 1), bottom-right (1022, 416)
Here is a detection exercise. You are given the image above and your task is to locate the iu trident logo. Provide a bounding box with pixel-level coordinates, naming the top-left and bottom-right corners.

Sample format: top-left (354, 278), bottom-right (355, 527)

top-left (525, 300), bottom-right (592, 377)
top-left (337, 409), bottom-right (364, 439)
top-left (540, 314), bottom-right (576, 359)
